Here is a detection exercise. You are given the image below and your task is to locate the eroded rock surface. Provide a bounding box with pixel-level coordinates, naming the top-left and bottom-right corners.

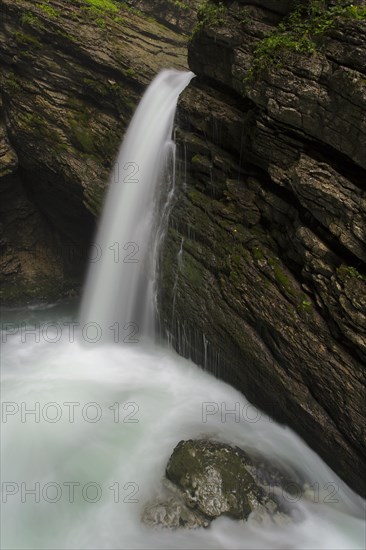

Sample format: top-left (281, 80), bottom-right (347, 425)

top-left (158, 1), bottom-right (366, 496)
top-left (142, 493), bottom-right (210, 529)
top-left (0, 0), bottom-right (188, 303)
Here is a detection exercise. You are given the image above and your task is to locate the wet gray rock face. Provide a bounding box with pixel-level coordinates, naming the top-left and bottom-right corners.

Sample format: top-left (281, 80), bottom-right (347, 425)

top-left (142, 439), bottom-right (295, 529)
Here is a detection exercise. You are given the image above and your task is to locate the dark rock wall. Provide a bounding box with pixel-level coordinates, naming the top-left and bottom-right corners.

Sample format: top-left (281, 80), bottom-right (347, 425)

top-left (0, 0), bottom-right (188, 303)
top-left (158, 1), bottom-right (366, 496)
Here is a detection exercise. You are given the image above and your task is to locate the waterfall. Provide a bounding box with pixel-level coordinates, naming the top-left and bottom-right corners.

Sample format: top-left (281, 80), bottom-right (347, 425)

top-left (80, 70), bottom-right (194, 342)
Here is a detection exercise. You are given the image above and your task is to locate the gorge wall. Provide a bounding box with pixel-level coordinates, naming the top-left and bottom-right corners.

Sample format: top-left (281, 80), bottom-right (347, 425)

top-left (158, 0), bottom-right (366, 497)
top-left (0, 0), bottom-right (365, 496)
top-left (0, 0), bottom-right (189, 302)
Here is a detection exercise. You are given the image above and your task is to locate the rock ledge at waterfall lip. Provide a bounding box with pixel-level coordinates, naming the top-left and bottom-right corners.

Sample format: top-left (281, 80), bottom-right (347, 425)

top-left (141, 439), bottom-right (303, 529)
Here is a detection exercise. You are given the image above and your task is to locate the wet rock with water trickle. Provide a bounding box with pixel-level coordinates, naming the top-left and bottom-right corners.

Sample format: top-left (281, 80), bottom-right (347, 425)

top-left (142, 439), bottom-right (295, 529)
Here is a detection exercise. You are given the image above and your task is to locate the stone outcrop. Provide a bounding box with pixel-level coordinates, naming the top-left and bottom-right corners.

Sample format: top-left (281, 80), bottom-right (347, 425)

top-left (142, 439), bottom-right (291, 528)
top-left (158, 1), bottom-right (366, 497)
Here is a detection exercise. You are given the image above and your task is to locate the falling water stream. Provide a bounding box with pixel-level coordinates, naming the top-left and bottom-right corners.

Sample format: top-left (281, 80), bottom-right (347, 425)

top-left (1, 70), bottom-right (365, 549)
top-left (80, 70), bottom-right (194, 339)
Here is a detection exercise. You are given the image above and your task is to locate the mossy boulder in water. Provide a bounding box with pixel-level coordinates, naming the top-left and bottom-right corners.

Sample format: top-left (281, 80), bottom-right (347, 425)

top-left (166, 439), bottom-right (268, 520)
top-left (142, 438), bottom-right (294, 529)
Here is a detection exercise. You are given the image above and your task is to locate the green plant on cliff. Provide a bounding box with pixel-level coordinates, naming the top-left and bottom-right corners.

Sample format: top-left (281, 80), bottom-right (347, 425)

top-left (192, 0), bottom-right (226, 36)
top-left (83, 77), bottom-right (109, 96)
top-left (238, 6), bottom-right (252, 26)
top-left (268, 257), bottom-right (296, 297)
top-left (79, 0), bottom-right (123, 26)
top-left (252, 246), bottom-right (264, 261)
top-left (245, 0), bottom-right (366, 82)
top-left (19, 112), bottom-right (47, 129)
top-left (71, 121), bottom-right (95, 154)
top-left (81, 0), bottom-right (154, 28)
top-left (4, 74), bottom-right (21, 95)
top-left (110, 83), bottom-right (136, 113)
top-left (21, 12), bottom-right (45, 30)
top-left (298, 297), bottom-right (313, 313)
top-left (18, 111), bottom-right (62, 144)
top-left (337, 264), bottom-right (366, 281)
top-left (37, 2), bottom-right (59, 18)
top-left (167, 0), bottom-right (190, 10)
top-left (72, 0), bottom-right (157, 26)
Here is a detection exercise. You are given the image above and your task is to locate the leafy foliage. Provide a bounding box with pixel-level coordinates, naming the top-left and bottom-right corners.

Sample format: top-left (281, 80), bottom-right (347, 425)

top-left (193, 0), bottom-right (226, 36)
top-left (337, 264), bottom-right (366, 281)
top-left (246, 0), bottom-right (366, 82)
top-left (167, 0), bottom-right (190, 10)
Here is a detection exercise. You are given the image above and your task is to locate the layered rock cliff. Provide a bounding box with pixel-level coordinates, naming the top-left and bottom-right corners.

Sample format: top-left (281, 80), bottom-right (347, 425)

top-left (0, 0), bottom-right (365, 496)
top-left (0, 0), bottom-right (188, 302)
top-left (158, 0), bottom-right (366, 496)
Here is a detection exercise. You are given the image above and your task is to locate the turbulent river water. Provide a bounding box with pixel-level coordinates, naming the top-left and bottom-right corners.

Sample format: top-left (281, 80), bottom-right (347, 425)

top-left (1, 70), bottom-right (365, 549)
top-left (1, 305), bottom-right (365, 549)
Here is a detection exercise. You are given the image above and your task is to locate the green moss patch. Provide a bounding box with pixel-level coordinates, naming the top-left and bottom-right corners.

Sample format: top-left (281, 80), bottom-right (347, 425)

top-left (21, 11), bottom-right (46, 30)
top-left (268, 257), bottom-right (296, 297)
top-left (14, 31), bottom-right (42, 48)
top-left (84, 0), bottom-right (120, 13)
top-left (37, 1), bottom-right (59, 18)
